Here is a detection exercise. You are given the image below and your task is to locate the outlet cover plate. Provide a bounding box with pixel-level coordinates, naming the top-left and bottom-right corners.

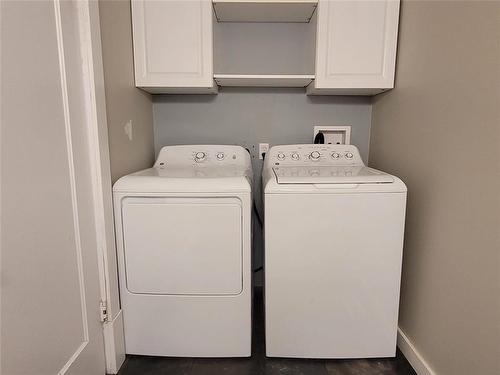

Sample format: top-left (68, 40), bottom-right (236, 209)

top-left (313, 126), bottom-right (351, 145)
top-left (258, 143), bottom-right (269, 159)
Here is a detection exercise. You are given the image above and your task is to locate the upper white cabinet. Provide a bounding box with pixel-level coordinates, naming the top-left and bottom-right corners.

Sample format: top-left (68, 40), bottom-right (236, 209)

top-left (131, 0), bottom-right (216, 94)
top-left (130, 0), bottom-right (399, 95)
top-left (308, 0), bottom-right (400, 95)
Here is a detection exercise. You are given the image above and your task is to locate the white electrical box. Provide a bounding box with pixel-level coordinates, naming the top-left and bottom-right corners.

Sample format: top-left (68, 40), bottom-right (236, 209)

top-left (313, 126), bottom-right (351, 145)
top-left (259, 143), bottom-right (270, 159)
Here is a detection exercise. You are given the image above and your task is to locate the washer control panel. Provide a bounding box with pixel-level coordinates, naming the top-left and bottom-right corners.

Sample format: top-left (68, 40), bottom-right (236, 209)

top-left (267, 144), bottom-right (364, 166)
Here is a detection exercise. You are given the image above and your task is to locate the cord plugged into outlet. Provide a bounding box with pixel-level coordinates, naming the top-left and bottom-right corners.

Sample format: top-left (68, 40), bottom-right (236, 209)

top-left (258, 143), bottom-right (269, 159)
top-left (313, 126), bottom-right (351, 145)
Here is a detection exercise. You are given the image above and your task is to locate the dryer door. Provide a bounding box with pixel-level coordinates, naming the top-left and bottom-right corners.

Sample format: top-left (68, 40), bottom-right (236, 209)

top-left (121, 197), bottom-right (242, 295)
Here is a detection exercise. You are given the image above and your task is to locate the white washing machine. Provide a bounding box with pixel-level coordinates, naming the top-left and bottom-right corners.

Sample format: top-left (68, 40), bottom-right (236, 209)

top-left (263, 144), bottom-right (406, 358)
top-left (113, 145), bottom-right (252, 357)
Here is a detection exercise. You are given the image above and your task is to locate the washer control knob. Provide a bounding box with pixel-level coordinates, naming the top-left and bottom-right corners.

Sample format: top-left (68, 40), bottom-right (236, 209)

top-left (216, 152), bottom-right (225, 160)
top-left (332, 152), bottom-right (340, 159)
top-left (310, 151), bottom-right (321, 160)
top-left (345, 152), bottom-right (354, 159)
top-left (291, 153), bottom-right (300, 161)
top-left (277, 153), bottom-right (286, 161)
top-left (195, 152), bottom-right (206, 162)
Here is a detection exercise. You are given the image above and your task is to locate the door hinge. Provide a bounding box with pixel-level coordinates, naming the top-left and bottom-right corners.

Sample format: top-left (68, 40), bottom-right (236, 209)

top-left (99, 300), bottom-right (108, 323)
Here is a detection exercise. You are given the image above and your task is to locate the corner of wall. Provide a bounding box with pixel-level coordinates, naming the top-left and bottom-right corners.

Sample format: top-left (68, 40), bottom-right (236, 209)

top-left (98, 0), bottom-right (155, 183)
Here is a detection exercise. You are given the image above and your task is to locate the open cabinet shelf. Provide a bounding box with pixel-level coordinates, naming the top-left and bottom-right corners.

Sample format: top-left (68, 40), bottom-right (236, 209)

top-left (214, 74), bottom-right (314, 87)
top-left (213, 16), bottom-right (316, 88)
top-left (213, 0), bottom-right (318, 23)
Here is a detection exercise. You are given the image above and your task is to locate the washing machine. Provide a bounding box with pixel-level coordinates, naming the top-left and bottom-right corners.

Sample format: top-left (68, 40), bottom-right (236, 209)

top-left (113, 145), bottom-right (252, 357)
top-left (263, 144), bottom-right (406, 358)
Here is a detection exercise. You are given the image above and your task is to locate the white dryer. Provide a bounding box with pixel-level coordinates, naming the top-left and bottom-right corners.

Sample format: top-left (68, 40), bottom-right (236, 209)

top-left (263, 144), bottom-right (406, 358)
top-left (113, 145), bottom-right (252, 357)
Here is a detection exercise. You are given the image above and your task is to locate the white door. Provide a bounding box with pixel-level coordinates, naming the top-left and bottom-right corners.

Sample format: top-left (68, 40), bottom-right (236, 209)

top-left (2, 1), bottom-right (106, 374)
top-left (309, 0), bottom-right (400, 94)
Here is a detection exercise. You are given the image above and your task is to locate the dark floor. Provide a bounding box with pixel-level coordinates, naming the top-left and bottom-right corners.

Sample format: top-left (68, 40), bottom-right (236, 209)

top-left (118, 289), bottom-right (416, 375)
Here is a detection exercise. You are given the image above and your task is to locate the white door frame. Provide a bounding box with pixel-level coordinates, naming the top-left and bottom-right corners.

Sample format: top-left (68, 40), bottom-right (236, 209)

top-left (77, 1), bottom-right (126, 373)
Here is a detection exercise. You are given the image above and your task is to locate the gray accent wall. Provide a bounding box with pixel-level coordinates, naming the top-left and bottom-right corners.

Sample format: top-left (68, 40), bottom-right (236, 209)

top-left (153, 88), bottom-right (372, 160)
top-left (153, 88), bottom-right (372, 284)
top-left (214, 19), bottom-right (316, 75)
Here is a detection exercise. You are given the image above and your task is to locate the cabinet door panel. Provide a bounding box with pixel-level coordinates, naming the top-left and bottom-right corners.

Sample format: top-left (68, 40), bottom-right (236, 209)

top-left (313, 0), bottom-right (399, 93)
top-left (132, 0), bottom-right (215, 92)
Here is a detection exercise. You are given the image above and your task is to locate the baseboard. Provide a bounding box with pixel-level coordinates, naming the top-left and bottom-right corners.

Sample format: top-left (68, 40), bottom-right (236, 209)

top-left (103, 316), bottom-right (433, 374)
top-left (104, 310), bottom-right (126, 374)
top-left (397, 327), bottom-right (436, 375)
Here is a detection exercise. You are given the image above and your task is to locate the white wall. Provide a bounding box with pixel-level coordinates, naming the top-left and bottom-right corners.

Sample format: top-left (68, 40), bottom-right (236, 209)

top-left (369, 1), bottom-right (500, 374)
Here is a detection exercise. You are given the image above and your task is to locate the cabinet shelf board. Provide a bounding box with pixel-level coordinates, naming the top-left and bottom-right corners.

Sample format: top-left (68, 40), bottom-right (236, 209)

top-left (306, 84), bottom-right (392, 96)
top-left (138, 85), bottom-right (219, 95)
top-left (213, 0), bottom-right (318, 23)
top-left (214, 74), bottom-right (314, 87)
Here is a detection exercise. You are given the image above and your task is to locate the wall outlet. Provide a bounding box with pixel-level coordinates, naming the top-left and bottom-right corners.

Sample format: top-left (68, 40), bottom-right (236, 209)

top-left (313, 126), bottom-right (351, 145)
top-left (258, 143), bottom-right (269, 159)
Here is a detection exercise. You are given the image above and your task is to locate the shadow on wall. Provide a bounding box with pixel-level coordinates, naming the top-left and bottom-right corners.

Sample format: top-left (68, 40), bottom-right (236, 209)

top-left (153, 87), bottom-right (371, 105)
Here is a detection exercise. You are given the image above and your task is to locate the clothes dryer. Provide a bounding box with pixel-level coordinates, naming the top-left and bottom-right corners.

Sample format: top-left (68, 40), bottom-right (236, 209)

top-left (114, 145), bottom-right (252, 357)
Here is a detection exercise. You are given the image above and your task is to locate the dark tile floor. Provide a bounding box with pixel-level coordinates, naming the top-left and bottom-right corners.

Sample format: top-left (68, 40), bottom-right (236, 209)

top-left (118, 289), bottom-right (416, 375)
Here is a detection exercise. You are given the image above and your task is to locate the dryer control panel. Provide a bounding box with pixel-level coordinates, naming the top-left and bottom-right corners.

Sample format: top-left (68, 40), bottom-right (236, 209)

top-left (267, 144), bottom-right (364, 166)
top-left (154, 145), bottom-right (251, 168)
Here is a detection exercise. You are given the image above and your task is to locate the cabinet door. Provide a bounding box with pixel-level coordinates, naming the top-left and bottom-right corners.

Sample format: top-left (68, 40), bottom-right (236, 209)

top-left (131, 0), bottom-right (216, 93)
top-left (309, 0), bottom-right (400, 95)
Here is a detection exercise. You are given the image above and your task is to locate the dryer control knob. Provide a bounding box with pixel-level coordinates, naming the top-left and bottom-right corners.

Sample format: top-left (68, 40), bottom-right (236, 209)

top-left (345, 152), bottom-right (353, 159)
top-left (195, 152), bottom-right (206, 161)
top-left (216, 152), bottom-right (225, 160)
top-left (310, 151), bottom-right (321, 160)
top-left (332, 152), bottom-right (340, 159)
top-left (291, 153), bottom-right (300, 161)
top-left (277, 153), bottom-right (286, 160)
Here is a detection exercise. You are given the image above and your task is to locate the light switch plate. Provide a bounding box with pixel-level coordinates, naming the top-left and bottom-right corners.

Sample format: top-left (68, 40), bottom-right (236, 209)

top-left (124, 120), bottom-right (133, 141)
top-left (313, 126), bottom-right (351, 145)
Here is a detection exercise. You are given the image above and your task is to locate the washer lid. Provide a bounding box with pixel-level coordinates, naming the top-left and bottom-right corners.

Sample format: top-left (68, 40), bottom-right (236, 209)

top-left (273, 166), bottom-right (394, 184)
